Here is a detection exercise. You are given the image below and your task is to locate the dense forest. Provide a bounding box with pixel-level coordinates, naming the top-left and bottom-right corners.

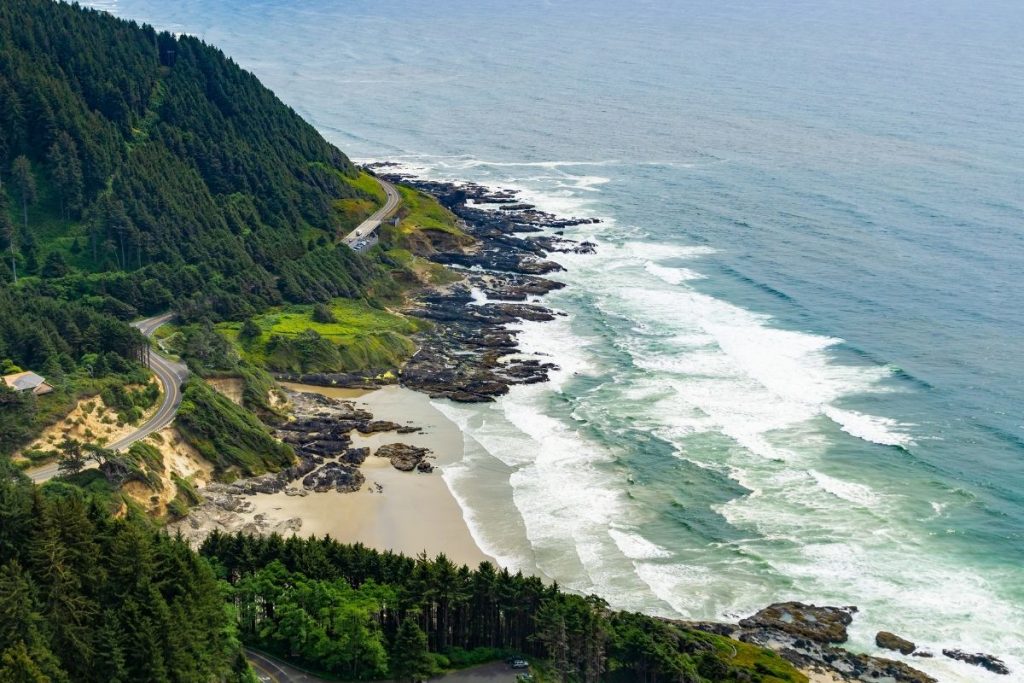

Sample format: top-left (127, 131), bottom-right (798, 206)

top-left (201, 532), bottom-right (805, 683)
top-left (0, 0), bottom-right (396, 319)
top-left (0, 465), bottom-right (255, 682)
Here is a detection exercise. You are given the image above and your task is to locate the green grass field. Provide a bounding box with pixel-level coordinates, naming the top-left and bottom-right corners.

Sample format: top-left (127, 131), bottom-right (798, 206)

top-left (395, 185), bottom-right (465, 236)
top-left (219, 298), bottom-right (426, 374)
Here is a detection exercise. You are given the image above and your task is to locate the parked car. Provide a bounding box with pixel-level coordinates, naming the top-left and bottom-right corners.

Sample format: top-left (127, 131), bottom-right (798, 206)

top-left (510, 659), bottom-right (529, 669)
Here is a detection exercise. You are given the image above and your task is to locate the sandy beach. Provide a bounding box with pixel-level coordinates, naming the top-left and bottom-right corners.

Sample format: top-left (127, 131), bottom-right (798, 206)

top-left (244, 383), bottom-right (494, 568)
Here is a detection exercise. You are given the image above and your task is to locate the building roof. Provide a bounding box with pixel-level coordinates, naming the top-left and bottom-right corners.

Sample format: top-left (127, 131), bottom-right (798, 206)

top-left (3, 371), bottom-right (50, 393)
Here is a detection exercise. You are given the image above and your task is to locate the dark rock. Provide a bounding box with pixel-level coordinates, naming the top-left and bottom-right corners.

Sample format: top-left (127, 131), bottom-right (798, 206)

top-left (739, 602), bottom-right (857, 644)
top-left (357, 420), bottom-right (403, 434)
top-left (340, 447), bottom-right (370, 465)
top-left (942, 649), bottom-right (1010, 675)
top-left (396, 426), bottom-right (422, 434)
top-left (300, 439), bottom-right (350, 457)
top-left (375, 443), bottom-right (430, 471)
top-left (416, 460), bottom-right (434, 473)
top-left (302, 462), bottom-right (364, 493)
top-left (876, 631), bottom-right (916, 655)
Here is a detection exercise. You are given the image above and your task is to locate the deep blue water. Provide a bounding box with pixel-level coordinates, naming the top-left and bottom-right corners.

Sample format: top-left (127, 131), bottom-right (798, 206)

top-left (88, 1), bottom-right (1024, 679)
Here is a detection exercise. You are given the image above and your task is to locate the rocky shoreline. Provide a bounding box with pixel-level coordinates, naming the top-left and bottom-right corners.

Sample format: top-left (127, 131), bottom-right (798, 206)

top-left (270, 168), bottom-right (594, 402)
top-left (178, 170), bottom-right (1011, 682)
top-left (375, 164), bottom-right (596, 402)
top-left (682, 601), bottom-right (1009, 681)
top-left (171, 389), bottom-right (435, 540)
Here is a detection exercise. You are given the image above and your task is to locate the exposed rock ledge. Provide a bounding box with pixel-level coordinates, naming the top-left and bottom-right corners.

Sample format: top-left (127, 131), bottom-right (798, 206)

top-left (681, 602), bottom-right (938, 683)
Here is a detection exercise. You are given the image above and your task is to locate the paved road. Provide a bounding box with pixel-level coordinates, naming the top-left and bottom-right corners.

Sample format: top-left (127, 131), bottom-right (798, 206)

top-left (244, 651), bottom-right (523, 683)
top-left (26, 313), bottom-right (189, 483)
top-left (245, 649), bottom-right (329, 683)
top-left (342, 174), bottom-right (401, 252)
top-left (435, 661), bottom-right (524, 683)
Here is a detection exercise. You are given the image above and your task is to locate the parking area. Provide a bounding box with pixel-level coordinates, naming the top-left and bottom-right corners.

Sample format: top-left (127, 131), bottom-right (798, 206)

top-left (437, 660), bottom-right (532, 683)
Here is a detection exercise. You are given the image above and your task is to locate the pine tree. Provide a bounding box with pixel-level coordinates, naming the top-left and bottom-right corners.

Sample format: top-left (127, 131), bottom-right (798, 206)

top-left (10, 156), bottom-right (35, 231)
top-left (92, 615), bottom-right (129, 683)
top-left (0, 202), bottom-right (14, 283)
top-left (41, 250), bottom-right (69, 278)
top-left (0, 641), bottom-right (53, 683)
top-left (47, 132), bottom-right (83, 220)
top-left (389, 616), bottom-right (431, 683)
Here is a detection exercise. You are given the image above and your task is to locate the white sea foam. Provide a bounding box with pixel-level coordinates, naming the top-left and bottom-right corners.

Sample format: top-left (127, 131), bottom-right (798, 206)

top-left (609, 528), bottom-right (674, 560)
top-left (809, 470), bottom-right (881, 507)
top-left (822, 406), bottom-right (916, 448)
top-left (467, 287), bottom-right (489, 306)
top-left (388, 160), bottom-right (1021, 683)
top-left (644, 261), bottom-right (706, 284)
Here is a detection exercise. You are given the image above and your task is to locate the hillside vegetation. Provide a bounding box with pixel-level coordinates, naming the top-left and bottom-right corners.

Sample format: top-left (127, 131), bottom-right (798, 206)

top-left (0, 467), bottom-right (253, 682)
top-left (204, 532), bottom-right (808, 683)
top-left (0, 0), bottom-right (397, 320)
top-left (0, 0), bottom-right (407, 453)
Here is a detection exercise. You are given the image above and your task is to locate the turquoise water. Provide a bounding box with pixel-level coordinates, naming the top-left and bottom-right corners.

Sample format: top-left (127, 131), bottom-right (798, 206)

top-left (88, 1), bottom-right (1024, 679)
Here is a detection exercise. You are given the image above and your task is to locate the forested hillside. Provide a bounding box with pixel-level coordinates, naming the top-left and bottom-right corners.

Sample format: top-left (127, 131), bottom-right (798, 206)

top-left (0, 0), bottom-right (402, 455)
top-left (0, 0), bottom-right (395, 319)
top-left (0, 465), bottom-right (254, 682)
top-left (202, 532), bottom-right (807, 682)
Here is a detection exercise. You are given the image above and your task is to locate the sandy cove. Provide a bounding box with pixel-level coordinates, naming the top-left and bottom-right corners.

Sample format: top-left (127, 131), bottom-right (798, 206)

top-left (174, 382), bottom-right (493, 569)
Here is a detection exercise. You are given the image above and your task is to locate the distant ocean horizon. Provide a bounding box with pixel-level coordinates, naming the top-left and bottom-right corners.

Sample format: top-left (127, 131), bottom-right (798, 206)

top-left (86, 1), bottom-right (1024, 680)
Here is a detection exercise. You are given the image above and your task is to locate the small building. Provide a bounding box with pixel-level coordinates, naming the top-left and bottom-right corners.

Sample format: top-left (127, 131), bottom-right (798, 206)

top-left (2, 371), bottom-right (54, 396)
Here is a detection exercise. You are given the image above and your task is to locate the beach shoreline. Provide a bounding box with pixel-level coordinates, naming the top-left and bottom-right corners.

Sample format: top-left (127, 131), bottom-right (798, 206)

top-left (203, 382), bottom-right (495, 568)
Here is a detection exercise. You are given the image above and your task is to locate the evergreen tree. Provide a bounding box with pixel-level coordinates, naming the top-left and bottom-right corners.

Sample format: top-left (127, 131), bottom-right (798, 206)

top-left (238, 318), bottom-right (261, 342)
top-left (312, 302), bottom-right (336, 323)
top-left (41, 251), bottom-right (69, 279)
top-left (390, 616), bottom-right (432, 683)
top-left (47, 133), bottom-right (84, 220)
top-left (0, 202), bottom-right (14, 283)
top-left (10, 156), bottom-right (35, 231)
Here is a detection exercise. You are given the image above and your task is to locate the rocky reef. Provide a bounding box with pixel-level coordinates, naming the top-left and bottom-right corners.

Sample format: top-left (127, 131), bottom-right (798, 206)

top-left (876, 631), bottom-right (917, 656)
top-left (367, 166), bottom-right (599, 402)
top-left (941, 649), bottom-right (1010, 675)
top-left (682, 602), bottom-right (937, 683)
top-left (682, 600), bottom-right (1015, 681)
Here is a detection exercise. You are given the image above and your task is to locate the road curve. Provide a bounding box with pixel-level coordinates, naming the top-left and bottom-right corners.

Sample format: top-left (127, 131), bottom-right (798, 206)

top-left (26, 313), bottom-right (189, 484)
top-left (245, 648), bottom-right (329, 683)
top-left (341, 174), bottom-right (401, 251)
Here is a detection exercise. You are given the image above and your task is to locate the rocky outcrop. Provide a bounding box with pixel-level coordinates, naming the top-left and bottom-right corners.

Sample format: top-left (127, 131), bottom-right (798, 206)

top-left (375, 443), bottom-right (430, 472)
top-left (358, 420), bottom-right (403, 434)
top-left (876, 631), bottom-right (916, 655)
top-left (340, 447), bottom-right (370, 465)
top-left (366, 170), bottom-right (597, 403)
top-left (401, 286), bottom-right (559, 402)
top-left (302, 462), bottom-right (365, 493)
top-left (941, 649), bottom-right (1010, 675)
top-left (739, 602), bottom-right (856, 644)
top-left (167, 483), bottom-right (302, 546)
top-left (675, 603), bottom-right (938, 683)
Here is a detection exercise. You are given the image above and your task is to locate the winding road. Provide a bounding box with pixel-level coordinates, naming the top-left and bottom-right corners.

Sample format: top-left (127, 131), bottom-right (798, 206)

top-left (26, 313), bottom-right (189, 483)
top-left (245, 649), bottom-right (330, 683)
top-left (342, 174), bottom-right (401, 252)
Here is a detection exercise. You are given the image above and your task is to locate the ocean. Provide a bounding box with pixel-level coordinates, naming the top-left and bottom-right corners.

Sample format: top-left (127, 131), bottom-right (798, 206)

top-left (85, 1), bottom-right (1024, 680)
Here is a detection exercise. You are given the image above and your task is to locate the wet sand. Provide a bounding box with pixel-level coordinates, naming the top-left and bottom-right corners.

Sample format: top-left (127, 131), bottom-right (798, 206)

top-left (250, 383), bottom-right (494, 568)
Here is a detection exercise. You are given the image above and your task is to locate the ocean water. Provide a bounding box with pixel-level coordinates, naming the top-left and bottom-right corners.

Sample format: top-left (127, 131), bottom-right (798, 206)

top-left (86, 1), bottom-right (1024, 680)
